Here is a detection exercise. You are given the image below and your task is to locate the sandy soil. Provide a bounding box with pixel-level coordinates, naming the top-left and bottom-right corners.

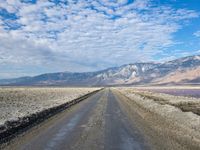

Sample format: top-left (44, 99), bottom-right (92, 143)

top-left (115, 87), bottom-right (200, 150)
top-left (0, 87), bottom-right (100, 126)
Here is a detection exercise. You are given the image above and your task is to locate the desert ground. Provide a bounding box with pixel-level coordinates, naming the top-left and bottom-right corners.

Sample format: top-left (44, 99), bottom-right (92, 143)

top-left (0, 87), bottom-right (101, 143)
top-left (0, 87), bottom-right (100, 125)
top-left (0, 86), bottom-right (200, 150)
top-left (115, 86), bottom-right (200, 149)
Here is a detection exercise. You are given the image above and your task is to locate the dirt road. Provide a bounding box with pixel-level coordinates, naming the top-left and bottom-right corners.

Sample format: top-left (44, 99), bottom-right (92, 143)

top-left (2, 89), bottom-right (150, 150)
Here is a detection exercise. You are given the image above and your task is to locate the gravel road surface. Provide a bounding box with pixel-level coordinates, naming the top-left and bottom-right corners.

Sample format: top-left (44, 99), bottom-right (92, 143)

top-left (2, 89), bottom-right (150, 150)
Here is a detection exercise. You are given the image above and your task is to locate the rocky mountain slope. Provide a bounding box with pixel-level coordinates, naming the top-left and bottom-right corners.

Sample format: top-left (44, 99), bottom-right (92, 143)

top-left (1, 55), bottom-right (200, 86)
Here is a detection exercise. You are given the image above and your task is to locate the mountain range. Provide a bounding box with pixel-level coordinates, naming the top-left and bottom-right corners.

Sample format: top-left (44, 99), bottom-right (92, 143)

top-left (1, 55), bottom-right (200, 86)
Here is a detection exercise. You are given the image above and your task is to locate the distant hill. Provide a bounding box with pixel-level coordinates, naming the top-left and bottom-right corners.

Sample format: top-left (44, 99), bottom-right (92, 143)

top-left (1, 55), bottom-right (200, 86)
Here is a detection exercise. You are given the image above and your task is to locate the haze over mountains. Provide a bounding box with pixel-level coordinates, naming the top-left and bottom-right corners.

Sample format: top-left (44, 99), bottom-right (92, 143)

top-left (1, 55), bottom-right (200, 86)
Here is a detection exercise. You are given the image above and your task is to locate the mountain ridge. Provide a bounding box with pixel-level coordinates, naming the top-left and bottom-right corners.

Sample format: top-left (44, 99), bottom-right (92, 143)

top-left (1, 55), bottom-right (200, 86)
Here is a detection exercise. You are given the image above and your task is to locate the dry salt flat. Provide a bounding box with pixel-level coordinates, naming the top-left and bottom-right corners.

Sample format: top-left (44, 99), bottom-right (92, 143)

top-left (0, 87), bottom-right (100, 126)
top-left (115, 87), bottom-right (200, 149)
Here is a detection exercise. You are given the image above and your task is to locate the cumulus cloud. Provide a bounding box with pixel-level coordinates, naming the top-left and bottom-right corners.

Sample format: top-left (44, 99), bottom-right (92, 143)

top-left (0, 0), bottom-right (199, 78)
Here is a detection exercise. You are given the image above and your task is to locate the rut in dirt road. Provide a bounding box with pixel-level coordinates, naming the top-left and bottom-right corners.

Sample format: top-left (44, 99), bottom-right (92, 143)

top-left (2, 89), bottom-right (151, 150)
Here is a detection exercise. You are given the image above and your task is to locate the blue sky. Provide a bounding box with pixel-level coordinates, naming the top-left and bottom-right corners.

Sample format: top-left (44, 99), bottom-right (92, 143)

top-left (0, 0), bottom-right (200, 78)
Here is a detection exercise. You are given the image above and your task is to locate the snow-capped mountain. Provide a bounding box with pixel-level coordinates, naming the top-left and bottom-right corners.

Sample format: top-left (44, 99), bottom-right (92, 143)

top-left (93, 63), bottom-right (158, 85)
top-left (145, 55), bottom-right (200, 85)
top-left (1, 55), bottom-right (200, 86)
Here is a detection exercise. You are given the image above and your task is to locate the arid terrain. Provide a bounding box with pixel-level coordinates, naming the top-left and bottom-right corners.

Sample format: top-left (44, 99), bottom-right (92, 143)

top-left (0, 0), bottom-right (200, 149)
top-left (0, 87), bottom-right (101, 143)
top-left (0, 87), bottom-right (100, 125)
top-left (0, 87), bottom-right (200, 150)
top-left (115, 87), bottom-right (200, 149)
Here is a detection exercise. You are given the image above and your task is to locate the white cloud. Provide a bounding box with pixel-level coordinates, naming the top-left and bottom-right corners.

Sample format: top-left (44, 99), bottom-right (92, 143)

top-left (194, 30), bottom-right (200, 37)
top-left (0, 0), bottom-right (199, 78)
